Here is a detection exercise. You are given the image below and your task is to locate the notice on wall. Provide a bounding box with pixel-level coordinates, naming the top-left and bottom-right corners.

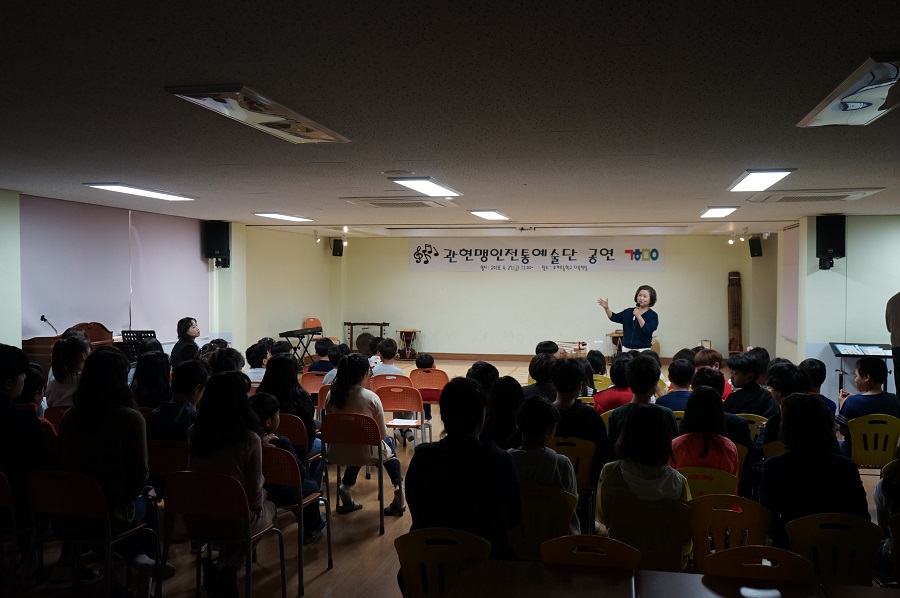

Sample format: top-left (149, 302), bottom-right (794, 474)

top-left (408, 237), bottom-right (665, 273)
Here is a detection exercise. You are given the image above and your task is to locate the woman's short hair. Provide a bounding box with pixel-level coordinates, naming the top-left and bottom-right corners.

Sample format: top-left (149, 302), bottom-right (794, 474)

top-left (176, 317), bottom-right (196, 340)
top-left (694, 349), bottom-right (724, 369)
top-left (780, 392), bottom-right (838, 453)
top-left (634, 285), bottom-right (657, 307)
top-left (615, 404), bottom-right (674, 465)
top-left (440, 377), bottom-right (487, 436)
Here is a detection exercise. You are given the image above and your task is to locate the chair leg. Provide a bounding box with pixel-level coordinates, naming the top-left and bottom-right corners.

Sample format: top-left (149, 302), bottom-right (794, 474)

top-left (378, 460), bottom-right (385, 535)
top-left (298, 501), bottom-right (304, 597)
top-left (323, 497), bottom-right (333, 569)
top-left (278, 530), bottom-right (287, 598)
top-left (246, 540), bottom-right (253, 598)
top-left (72, 541), bottom-right (81, 597)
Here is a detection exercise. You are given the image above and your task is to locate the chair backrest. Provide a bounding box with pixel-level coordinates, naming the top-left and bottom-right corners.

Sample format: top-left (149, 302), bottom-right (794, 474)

top-left (578, 396), bottom-right (594, 404)
top-left (278, 412), bottom-right (309, 448)
top-left (299, 371), bottom-right (327, 395)
top-left (688, 495), bottom-right (772, 569)
top-left (762, 440), bottom-right (787, 459)
top-left (28, 470), bottom-right (112, 541)
top-left (540, 535), bottom-right (640, 569)
top-left (703, 546), bottom-right (816, 582)
top-left (43, 405), bottom-right (70, 432)
top-left (409, 368), bottom-right (450, 392)
top-left (736, 414), bottom-right (767, 443)
top-left (672, 411), bottom-right (685, 427)
top-left (600, 410), bottom-right (611, 431)
top-left (261, 446), bottom-right (302, 489)
top-left (848, 413), bottom-right (900, 468)
top-left (785, 513), bottom-right (882, 585)
top-left (678, 467), bottom-right (738, 497)
top-left (147, 440), bottom-right (189, 477)
top-left (376, 386), bottom-right (424, 414)
top-left (593, 374), bottom-right (613, 392)
top-left (38, 417), bottom-right (57, 440)
top-left (549, 437), bottom-right (596, 494)
top-left (656, 379), bottom-right (667, 397)
top-left (735, 443), bottom-right (748, 479)
top-left (603, 499), bottom-right (692, 572)
top-left (394, 528), bottom-right (491, 598)
top-left (370, 374), bottom-right (412, 393)
top-left (511, 486), bottom-right (577, 561)
top-left (165, 471), bottom-right (253, 541)
top-left (320, 413), bottom-right (382, 447)
top-left (303, 317), bottom-right (323, 330)
top-left (318, 384), bottom-right (330, 412)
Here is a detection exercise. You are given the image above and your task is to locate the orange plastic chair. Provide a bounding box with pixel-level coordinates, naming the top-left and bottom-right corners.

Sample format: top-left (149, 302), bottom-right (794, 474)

top-left (320, 413), bottom-right (387, 534)
top-left (703, 545), bottom-right (815, 582)
top-left (317, 384), bottom-right (331, 416)
top-left (300, 371), bottom-right (327, 397)
top-left (376, 386), bottom-right (425, 444)
top-left (688, 494), bottom-right (772, 570)
top-left (785, 512), bottom-right (882, 585)
top-left (37, 417), bottom-right (57, 440)
top-left (43, 405), bottom-right (70, 433)
top-left (394, 528), bottom-right (491, 598)
top-left (261, 447), bottom-right (332, 596)
top-left (29, 470), bottom-right (162, 598)
top-left (278, 413), bottom-right (310, 448)
top-left (540, 535), bottom-right (641, 569)
top-left (677, 467), bottom-right (738, 497)
top-left (162, 471), bottom-right (287, 598)
top-left (147, 440), bottom-right (189, 479)
top-left (370, 374), bottom-right (412, 393)
top-left (408, 368), bottom-right (449, 394)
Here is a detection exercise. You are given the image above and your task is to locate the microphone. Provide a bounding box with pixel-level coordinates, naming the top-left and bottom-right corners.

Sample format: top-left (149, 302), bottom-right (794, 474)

top-left (40, 315), bottom-right (59, 335)
top-left (633, 302), bottom-right (639, 322)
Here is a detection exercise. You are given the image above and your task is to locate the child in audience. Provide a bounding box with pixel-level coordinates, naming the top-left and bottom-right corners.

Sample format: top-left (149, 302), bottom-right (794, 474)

top-left (593, 354), bottom-right (633, 413)
top-left (760, 392), bottom-right (868, 548)
top-left (508, 396), bottom-right (579, 534)
top-left (257, 353), bottom-right (317, 453)
top-left (748, 347), bottom-right (772, 387)
top-left (244, 343), bottom-right (269, 383)
top-left (206, 347), bottom-right (245, 374)
top-left (130, 351), bottom-right (173, 408)
top-left (128, 337), bottom-right (165, 385)
top-left (535, 340), bottom-right (560, 357)
top-left (414, 352), bottom-right (438, 421)
top-left (270, 340), bottom-right (293, 355)
top-left (523, 353), bottom-right (556, 400)
top-left (656, 359), bottom-right (693, 411)
top-left (671, 386), bottom-right (739, 475)
top-left (606, 355), bottom-right (678, 445)
top-left (46, 331), bottom-right (91, 407)
top-left (466, 361), bottom-right (500, 394)
top-left (837, 356), bottom-right (900, 456)
top-left (15, 362), bottom-right (45, 410)
top-left (308, 338), bottom-right (335, 372)
top-left (373, 338), bottom-right (413, 443)
top-left (480, 376), bottom-right (525, 450)
top-left (367, 336), bottom-right (384, 369)
top-left (322, 343), bottom-right (351, 386)
top-left (798, 358), bottom-right (837, 414)
top-left (587, 349), bottom-right (607, 376)
top-left (170, 317), bottom-right (201, 367)
top-left (146, 360), bottom-right (208, 441)
top-left (694, 348), bottom-right (732, 399)
top-left (723, 352), bottom-right (778, 418)
top-left (758, 362), bottom-right (812, 446)
top-left (575, 357), bottom-right (597, 396)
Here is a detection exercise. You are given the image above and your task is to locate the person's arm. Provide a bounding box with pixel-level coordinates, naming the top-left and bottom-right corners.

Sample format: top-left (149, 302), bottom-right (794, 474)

top-left (598, 298), bottom-right (623, 323)
top-left (245, 434), bottom-right (267, 509)
top-left (638, 309), bottom-right (659, 335)
top-left (124, 410), bottom-right (149, 498)
top-left (369, 390), bottom-right (389, 439)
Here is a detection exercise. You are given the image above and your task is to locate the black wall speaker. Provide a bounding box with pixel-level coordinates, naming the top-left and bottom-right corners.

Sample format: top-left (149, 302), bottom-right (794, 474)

top-left (816, 215), bottom-right (846, 259)
top-left (748, 236), bottom-right (763, 258)
top-left (204, 221), bottom-right (230, 258)
top-left (332, 238), bottom-right (344, 257)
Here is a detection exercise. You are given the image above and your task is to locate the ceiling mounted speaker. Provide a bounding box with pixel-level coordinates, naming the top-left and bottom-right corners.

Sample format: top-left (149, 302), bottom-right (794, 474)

top-left (332, 238), bottom-right (344, 257)
top-left (748, 237), bottom-right (763, 258)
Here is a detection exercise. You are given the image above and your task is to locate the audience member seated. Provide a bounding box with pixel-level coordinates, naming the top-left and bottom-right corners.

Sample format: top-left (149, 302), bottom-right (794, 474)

top-left (257, 353), bottom-right (318, 462)
top-left (58, 347), bottom-right (171, 594)
top-left (198, 338), bottom-right (229, 362)
top-left (206, 347), bottom-right (245, 374)
top-left (874, 461), bottom-right (900, 580)
top-left (587, 349), bottom-right (607, 376)
top-left (270, 340), bottom-right (293, 356)
top-left (46, 329), bottom-right (91, 408)
top-left (308, 338), bottom-right (335, 373)
top-left (535, 340), bottom-right (560, 357)
top-left (244, 343), bottom-right (269, 384)
top-left (326, 353), bottom-right (405, 515)
top-left (799, 358), bottom-right (837, 414)
top-left (406, 377), bottom-right (522, 558)
top-left (479, 376), bottom-right (525, 450)
top-left (466, 360), bottom-right (500, 394)
top-left (671, 386), bottom-right (739, 475)
top-left (607, 355), bottom-right (677, 445)
top-left (656, 359), bottom-right (694, 411)
top-left (759, 362), bottom-right (812, 446)
top-left (694, 348), bottom-right (732, 399)
top-left (373, 338), bottom-right (413, 443)
top-left (508, 396), bottom-right (579, 534)
top-left (188, 372), bottom-right (276, 594)
top-left (523, 353), bottom-right (556, 401)
top-left (759, 392), bottom-right (869, 548)
top-left (748, 346), bottom-right (772, 388)
top-left (146, 360), bottom-right (208, 441)
top-left (130, 350), bottom-right (172, 409)
top-left (128, 337), bottom-right (165, 385)
top-left (15, 362), bottom-right (45, 411)
top-left (170, 316), bottom-right (201, 367)
top-left (322, 343), bottom-right (351, 386)
top-left (836, 356), bottom-right (900, 457)
top-left (723, 352), bottom-right (779, 418)
top-left (413, 352), bottom-right (438, 421)
top-left (367, 336), bottom-right (384, 369)
top-left (593, 354), bottom-right (633, 413)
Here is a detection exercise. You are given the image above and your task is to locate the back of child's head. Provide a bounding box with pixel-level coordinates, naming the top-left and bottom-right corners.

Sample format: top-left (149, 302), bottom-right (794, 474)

top-left (139, 337), bottom-right (164, 357)
top-left (682, 386), bottom-right (726, 435)
top-left (16, 362), bottom-right (45, 405)
top-left (327, 345), bottom-right (343, 367)
top-left (692, 367), bottom-right (725, 396)
top-left (766, 357), bottom-right (791, 380)
top-left (0, 344), bottom-right (30, 397)
top-left (767, 362), bottom-right (811, 397)
top-left (172, 360), bottom-right (209, 395)
top-left (748, 347), bottom-right (771, 374)
top-left (270, 340), bottom-right (293, 355)
top-left (466, 361), bottom-right (500, 393)
top-left (587, 350), bottom-right (607, 376)
top-left (726, 352), bottom-right (760, 377)
top-left (575, 358), bottom-right (595, 393)
top-left (626, 354), bottom-right (660, 395)
top-left (694, 348), bottom-right (724, 369)
top-left (415, 353), bottom-right (435, 369)
top-left (250, 392), bottom-right (280, 426)
top-left (616, 404), bottom-right (673, 465)
top-left (550, 358), bottom-right (584, 394)
top-left (51, 334), bottom-right (91, 381)
top-left (377, 338), bottom-right (398, 360)
top-left (672, 347), bottom-right (696, 363)
top-left (667, 359), bottom-right (695, 388)
top-left (535, 341), bottom-right (559, 356)
top-left (246, 343), bottom-right (269, 368)
top-left (440, 377), bottom-right (488, 436)
top-left (314, 337), bottom-right (334, 357)
top-left (258, 337), bottom-right (275, 351)
top-left (516, 396), bottom-right (560, 439)
top-left (642, 350), bottom-right (661, 366)
top-left (798, 358), bottom-right (827, 388)
top-left (857, 356), bottom-right (888, 385)
top-left (609, 354), bottom-right (632, 388)
top-left (368, 336), bottom-right (384, 358)
top-left (528, 353), bottom-right (555, 384)
top-left (208, 347), bottom-right (245, 373)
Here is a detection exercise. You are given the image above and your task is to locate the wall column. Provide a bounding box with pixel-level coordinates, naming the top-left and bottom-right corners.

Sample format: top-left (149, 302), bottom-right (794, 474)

top-left (0, 190), bottom-right (22, 346)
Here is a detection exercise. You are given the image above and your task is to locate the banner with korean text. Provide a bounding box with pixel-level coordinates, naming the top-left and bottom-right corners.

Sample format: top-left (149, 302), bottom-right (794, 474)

top-left (409, 237), bottom-right (665, 272)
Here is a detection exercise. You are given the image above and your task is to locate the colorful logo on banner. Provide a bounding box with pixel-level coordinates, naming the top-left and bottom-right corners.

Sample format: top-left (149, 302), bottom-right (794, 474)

top-left (408, 237), bottom-right (665, 272)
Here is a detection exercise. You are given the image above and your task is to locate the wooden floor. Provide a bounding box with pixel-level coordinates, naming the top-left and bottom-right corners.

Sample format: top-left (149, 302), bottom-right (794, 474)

top-left (26, 358), bottom-right (883, 597)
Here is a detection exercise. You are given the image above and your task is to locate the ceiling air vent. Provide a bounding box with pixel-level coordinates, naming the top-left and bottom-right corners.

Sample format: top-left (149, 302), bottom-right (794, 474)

top-left (746, 188), bottom-right (884, 203)
top-left (342, 197), bottom-right (458, 208)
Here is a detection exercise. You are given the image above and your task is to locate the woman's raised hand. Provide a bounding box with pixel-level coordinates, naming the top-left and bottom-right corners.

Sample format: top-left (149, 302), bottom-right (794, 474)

top-left (597, 297), bottom-right (609, 310)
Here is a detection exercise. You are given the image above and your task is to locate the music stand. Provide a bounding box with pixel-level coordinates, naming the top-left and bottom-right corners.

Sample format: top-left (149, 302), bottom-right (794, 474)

top-left (120, 330), bottom-right (157, 362)
top-left (829, 342), bottom-right (893, 389)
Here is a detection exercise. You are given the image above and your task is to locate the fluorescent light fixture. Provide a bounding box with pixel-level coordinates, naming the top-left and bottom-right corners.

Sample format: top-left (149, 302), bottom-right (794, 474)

top-left (165, 84), bottom-right (350, 144)
top-left (254, 213), bottom-right (313, 222)
top-left (85, 183), bottom-right (195, 201)
top-left (797, 55), bottom-right (900, 127)
top-left (389, 177), bottom-right (461, 197)
top-left (469, 210), bottom-right (510, 221)
top-left (700, 206), bottom-right (738, 218)
top-left (728, 169), bottom-right (796, 192)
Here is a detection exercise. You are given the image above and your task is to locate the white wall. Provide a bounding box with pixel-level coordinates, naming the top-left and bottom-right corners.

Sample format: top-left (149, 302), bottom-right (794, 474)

top-left (0, 190), bottom-right (22, 346)
top-left (340, 235), bottom-right (773, 357)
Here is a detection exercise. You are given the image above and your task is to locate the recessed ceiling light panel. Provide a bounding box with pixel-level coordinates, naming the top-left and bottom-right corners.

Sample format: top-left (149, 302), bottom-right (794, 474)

top-left (728, 169), bottom-right (796, 192)
top-left (797, 55), bottom-right (900, 127)
top-left (389, 177), bottom-right (461, 197)
top-left (255, 213), bottom-right (313, 222)
top-left (85, 183), bottom-right (195, 201)
top-left (701, 207), bottom-right (738, 218)
top-left (166, 84), bottom-right (350, 144)
top-left (470, 210), bottom-right (510, 221)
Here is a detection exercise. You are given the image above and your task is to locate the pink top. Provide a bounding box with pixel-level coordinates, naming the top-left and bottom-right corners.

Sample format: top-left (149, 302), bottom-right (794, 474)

top-left (670, 432), bottom-right (739, 476)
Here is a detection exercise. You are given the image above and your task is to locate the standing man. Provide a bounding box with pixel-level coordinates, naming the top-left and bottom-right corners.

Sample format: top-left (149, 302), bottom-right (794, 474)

top-left (887, 291), bottom-right (900, 396)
